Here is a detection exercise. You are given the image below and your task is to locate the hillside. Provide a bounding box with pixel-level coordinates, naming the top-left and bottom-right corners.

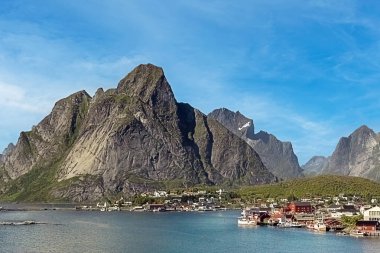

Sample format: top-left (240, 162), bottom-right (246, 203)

top-left (238, 175), bottom-right (380, 200)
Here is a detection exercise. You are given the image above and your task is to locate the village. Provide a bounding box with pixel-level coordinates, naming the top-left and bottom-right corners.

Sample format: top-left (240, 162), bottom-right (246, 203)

top-left (75, 189), bottom-right (380, 237)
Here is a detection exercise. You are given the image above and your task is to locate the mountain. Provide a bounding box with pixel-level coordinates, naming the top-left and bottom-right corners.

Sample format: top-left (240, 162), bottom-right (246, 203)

top-left (301, 156), bottom-right (329, 176)
top-left (303, 125), bottom-right (380, 181)
top-left (208, 108), bottom-right (303, 180)
top-left (0, 64), bottom-right (275, 202)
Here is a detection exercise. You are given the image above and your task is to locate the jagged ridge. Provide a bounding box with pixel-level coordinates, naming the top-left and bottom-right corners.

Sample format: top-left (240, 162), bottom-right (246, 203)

top-left (0, 64), bottom-right (275, 202)
top-left (303, 125), bottom-right (380, 181)
top-left (208, 108), bottom-right (303, 180)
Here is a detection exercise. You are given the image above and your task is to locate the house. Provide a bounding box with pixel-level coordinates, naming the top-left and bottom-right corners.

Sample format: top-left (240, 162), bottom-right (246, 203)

top-left (340, 205), bottom-right (358, 216)
top-left (153, 191), bottom-right (168, 197)
top-left (356, 220), bottom-right (379, 233)
top-left (360, 205), bottom-right (372, 215)
top-left (288, 202), bottom-right (313, 214)
top-left (327, 204), bottom-right (341, 213)
top-left (364, 206), bottom-right (380, 221)
top-left (146, 204), bottom-right (166, 211)
top-left (294, 214), bottom-right (315, 224)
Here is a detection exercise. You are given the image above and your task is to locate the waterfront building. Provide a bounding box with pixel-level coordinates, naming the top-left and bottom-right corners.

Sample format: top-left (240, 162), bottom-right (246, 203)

top-left (356, 220), bottom-right (379, 233)
top-left (364, 206), bottom-right (380, 221)
top-left (288, 202), bottom-right (313, 214)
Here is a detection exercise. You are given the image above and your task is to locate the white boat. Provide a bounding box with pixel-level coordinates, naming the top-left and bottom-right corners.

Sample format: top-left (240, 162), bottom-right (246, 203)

top-left (238, 217), bottom-right (257, 226)
top-left (350, 230), bottom-right (368, 237)
top-left (290, 221), bottom-right (303, 228)
top-left (132, 206), bottom-right (145, 212)
top-left (278, 221), bottom-right (302, 228)
top-left (278, 221), bottom-right (291, 228)
top-left (237, 209), bottom-right (257, 226)
top-left (314, 222), bottom-right (327, 232)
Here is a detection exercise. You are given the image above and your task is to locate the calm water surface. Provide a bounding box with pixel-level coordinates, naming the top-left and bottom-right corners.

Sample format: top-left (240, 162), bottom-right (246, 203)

top-left (1, 209), bottom-right (380, 253)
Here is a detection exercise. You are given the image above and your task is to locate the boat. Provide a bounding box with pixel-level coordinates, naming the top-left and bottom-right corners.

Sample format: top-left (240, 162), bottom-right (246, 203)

top-left (237, 209), bottom-right (257, 226)
top-left (314, 222), bottom-right (327, 232)
top-left (350, 230), bottom-right (368, 237)
top-left (278, 221), bottom-right (302, 228)
top-left (290, 221), bottom-right (303, 228)
top-left (238, 217), bottom-right (257, 226)
top-left (277, 221), bottom-right (291, 228)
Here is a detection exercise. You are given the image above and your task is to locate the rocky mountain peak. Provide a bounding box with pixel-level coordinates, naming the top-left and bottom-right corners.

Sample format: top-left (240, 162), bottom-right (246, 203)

top-left (0, 143), bottom-right (15, 163)
top-left (208, 108), bottom-right (255, 139)
top-left (2, 143), bottom-right (15, 156)
top-left (301, 156), bottom-right (329, 176)
top-left (116, 63), bottom-right (176, 104)
top-left (208, 108), bottom-right (303, 180)
top-left (252, 131), bottom-right (271, 144)
top-left (349, 125), bottom-right (377, 145)
top-left (318, 125), bottom-right (380, 179)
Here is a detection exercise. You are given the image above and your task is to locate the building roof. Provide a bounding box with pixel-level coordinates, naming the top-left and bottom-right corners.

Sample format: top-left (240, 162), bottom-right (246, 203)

top-left (356, 220), bottom-right (379, 226)
top-left (342, 205), bottom-right (357, 211)
top-left (366, 206), bottom-right (380, 212)
top-left (292, 202), bottom-right (312, 207)
top-left (328, 204), bottom-right (341, 209)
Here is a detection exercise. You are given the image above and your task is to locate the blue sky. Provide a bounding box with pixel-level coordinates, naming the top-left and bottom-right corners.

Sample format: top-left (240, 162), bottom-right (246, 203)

top-left (1, 0), bottom-right (380, 164)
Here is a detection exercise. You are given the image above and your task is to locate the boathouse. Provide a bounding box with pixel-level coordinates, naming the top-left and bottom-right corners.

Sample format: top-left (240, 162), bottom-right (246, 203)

top-left (356, 220), bottom-right (379, 233)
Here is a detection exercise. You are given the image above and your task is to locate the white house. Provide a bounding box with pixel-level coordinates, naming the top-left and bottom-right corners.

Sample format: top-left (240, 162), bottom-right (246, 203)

top-left (360, 205), bottom-right (372, 215)
top-left (153, 190), bottom-right (168, 197)
top-left (364, 206), bottom-right (380, 221)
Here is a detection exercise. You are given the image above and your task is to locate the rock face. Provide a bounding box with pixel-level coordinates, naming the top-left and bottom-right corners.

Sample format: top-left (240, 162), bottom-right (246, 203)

top-left (319, 125), bottom-right (380, 180)
top-left (208, 108), bottom-right (303, 180)
top-left (301, 156), bottom-right (329, 176)
top-left (0, 64), bottom-right (275, 201)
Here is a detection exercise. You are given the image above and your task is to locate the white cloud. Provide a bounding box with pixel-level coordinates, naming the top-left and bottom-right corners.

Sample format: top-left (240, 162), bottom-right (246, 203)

top-left (0, 82), bottom-right (47, 113)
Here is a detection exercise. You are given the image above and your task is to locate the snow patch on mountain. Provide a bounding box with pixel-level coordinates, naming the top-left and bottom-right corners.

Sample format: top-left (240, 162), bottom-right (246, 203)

top-left (238, 122), bottom-right (251, 131)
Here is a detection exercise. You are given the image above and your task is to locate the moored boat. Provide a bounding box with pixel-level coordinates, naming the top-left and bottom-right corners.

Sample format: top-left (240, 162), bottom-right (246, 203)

top-left (314, 222), bottom-right (327, 232)
top-left (237, 209), bottom-right (257, 226)
top-left (238, 217), bottom-right (257, 226)
top-left (350, 230), bottom-right (368, 237)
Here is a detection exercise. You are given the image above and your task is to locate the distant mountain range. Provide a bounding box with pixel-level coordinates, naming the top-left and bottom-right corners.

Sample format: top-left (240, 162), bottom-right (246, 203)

top-left (302, 125), bottom-right (380, 181)
top-left (0, 64), bottom-right (276, 202)
top-left (1, 63), bottom-right (380, 202)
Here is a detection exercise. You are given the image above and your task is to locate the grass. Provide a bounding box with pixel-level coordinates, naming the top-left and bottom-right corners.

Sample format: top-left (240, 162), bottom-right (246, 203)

top-left (1, 158), bottom-right (62, 202)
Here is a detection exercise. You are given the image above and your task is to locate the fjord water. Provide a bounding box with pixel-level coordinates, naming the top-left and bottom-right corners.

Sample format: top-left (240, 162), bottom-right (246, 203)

top-left (1, 210), bottom-right (380, 253)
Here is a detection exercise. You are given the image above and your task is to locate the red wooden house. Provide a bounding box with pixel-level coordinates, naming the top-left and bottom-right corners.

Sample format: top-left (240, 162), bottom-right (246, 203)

top-left (356, 220), bottom-right (379, 233)
top-left (288, 202), bottom-right (313, 214)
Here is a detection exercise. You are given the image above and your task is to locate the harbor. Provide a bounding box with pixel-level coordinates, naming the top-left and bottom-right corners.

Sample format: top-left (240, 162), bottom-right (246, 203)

top-left (1, 209), bottom-right (380, 253)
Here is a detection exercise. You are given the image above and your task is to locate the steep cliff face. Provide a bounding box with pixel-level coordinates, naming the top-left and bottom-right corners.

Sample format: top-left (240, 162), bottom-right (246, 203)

top-left (207, 108), bottom-right (255, 139)
top-left (303, 125), bottom-right (380, 181)
top-left (301, 156), bottom-right (329, 176)
top-left (319, 125), bottom-right (380, 180)
top-left (0, 64), bottom-right (275, 201)
top-left (208, 108), bottom-right (303, 180)
top-left (2, 91), bottom-right (91, 180)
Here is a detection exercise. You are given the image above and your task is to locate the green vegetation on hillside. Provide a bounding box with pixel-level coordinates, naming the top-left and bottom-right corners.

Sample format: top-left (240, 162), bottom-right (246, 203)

top-left (2, 172), bottom-right (380, 203)
top-left (237, 175), bottom-right (380, 202)
top-left (1, 158), bottom-right (62, 202)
